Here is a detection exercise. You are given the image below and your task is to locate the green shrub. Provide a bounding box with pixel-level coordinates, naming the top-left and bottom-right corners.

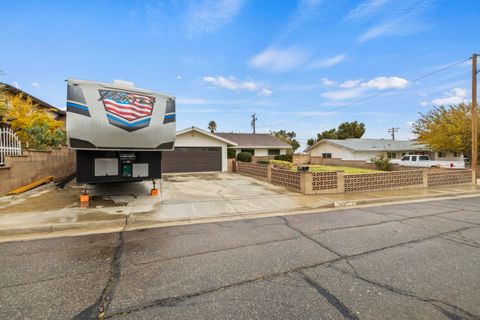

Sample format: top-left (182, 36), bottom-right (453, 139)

top-left (274, 154), bottom-right (292, 162)
top-left (236, 152), bottom-right (252, 162)
top-left (270, 160), bottom-right (294, 170)
top-left (371, 153), bottom-right (391, 171)
top-left (227, 149), bottom-right (236, 159)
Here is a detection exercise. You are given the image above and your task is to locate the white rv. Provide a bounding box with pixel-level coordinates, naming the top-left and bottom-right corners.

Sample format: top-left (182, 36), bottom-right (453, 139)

top-left (66, 79), bottom-right (176, 183)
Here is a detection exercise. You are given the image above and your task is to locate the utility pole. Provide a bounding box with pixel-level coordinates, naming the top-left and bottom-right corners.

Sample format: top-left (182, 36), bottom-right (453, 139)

top-left (472, 53), bottom-right (478, 184)
top-left (251, 113), bottom-right (257, 134)
top-left (388, 127), bottom-right (399, 141)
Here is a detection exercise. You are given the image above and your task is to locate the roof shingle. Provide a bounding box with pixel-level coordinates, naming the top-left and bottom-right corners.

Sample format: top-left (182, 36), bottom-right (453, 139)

top-left (214, 133), bottom-right (291, 148)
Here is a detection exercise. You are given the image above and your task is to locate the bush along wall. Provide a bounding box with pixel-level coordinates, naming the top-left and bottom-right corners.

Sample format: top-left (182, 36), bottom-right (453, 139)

top-left (236, 152), bottom-right (252, 162)
top-left (274, 154), bottom-right (293, 162)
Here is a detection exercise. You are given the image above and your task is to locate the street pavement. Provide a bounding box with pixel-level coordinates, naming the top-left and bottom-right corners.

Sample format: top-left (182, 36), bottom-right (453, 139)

top-left (1, 196), bottom-right (480, 319)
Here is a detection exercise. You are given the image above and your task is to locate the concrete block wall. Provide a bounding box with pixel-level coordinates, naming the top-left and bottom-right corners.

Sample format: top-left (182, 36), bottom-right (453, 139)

top-left (0, 147), bottom-right (75, 195)
top-left (237, 160), bottom-right (473, 194)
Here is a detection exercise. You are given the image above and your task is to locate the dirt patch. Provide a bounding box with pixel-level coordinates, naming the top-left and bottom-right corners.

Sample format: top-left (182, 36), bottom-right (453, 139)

top-left (0, 188), bottom-right (79, 213)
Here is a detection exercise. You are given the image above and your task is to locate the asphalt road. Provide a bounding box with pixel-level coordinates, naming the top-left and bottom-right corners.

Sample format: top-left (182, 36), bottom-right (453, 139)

top-left (1, 197), bottom-right (480, 320)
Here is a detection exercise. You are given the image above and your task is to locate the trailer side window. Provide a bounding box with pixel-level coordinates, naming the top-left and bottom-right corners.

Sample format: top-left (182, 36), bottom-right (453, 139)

top-left (419, 156), bottom-right (429, 161)
top-left (401, 156), bottom-right (410, 161)
top-left (411, 156), bottom-right (417, 161)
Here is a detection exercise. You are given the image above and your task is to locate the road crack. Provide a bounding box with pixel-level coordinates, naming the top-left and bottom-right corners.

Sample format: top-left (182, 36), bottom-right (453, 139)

top-left (299, 271), bottom-right (360, 320)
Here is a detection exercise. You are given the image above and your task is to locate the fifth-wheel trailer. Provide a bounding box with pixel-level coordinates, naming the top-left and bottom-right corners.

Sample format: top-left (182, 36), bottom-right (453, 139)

top-left (66, 79), bottom-right (176, 184)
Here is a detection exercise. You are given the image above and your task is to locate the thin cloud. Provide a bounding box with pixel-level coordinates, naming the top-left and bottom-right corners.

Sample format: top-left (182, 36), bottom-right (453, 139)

top-left (361, 76), bottom-right (408, 89)
top-left (432, 88), bottom-right (468, 106)
top-left (203, 75), bottom-right (272, 96)
top-left (309, 54), bottom-right (347, 69)
top-left (248, 46), bottom-right (309, 73)
top-left (186, 0), bottom-right (245, 36)
top-left (321, 88), bottom-right (365, 100)
top-left (12, 81), bottom-right (20, 88)
top-left (31, 82), bottom-right (40, 87)
top-left (345, 0), bottom-right (390, 21)
top-left (354, 0), bottom-right (433, 43)
top-left (340, 79), bottom-right (361, 88)
top-left (281, 0), bottom-right (324, 36)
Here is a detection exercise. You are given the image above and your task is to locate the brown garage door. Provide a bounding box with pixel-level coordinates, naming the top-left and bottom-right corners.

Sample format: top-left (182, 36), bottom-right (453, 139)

top-left (162, 147), bottom-right (222, 173)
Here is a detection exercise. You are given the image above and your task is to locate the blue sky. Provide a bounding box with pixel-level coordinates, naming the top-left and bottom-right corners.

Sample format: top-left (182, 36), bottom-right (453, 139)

top-left (1, 0), bottom-right (478, 148)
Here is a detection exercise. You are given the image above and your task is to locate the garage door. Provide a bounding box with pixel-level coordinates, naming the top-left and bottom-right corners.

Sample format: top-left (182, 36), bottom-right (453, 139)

top-left (162, 147), bottom-right (222, 173)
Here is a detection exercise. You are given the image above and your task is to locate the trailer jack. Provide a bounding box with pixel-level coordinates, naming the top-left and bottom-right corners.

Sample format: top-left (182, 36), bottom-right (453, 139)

top-left (80, 184), bottom-right (90, 208)
top-left (150, 180), bottom-right (159, 196)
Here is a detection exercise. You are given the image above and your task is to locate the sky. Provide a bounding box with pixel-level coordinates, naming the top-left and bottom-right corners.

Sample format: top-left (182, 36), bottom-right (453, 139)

top-left (0, 0), bottom-right (479, 149)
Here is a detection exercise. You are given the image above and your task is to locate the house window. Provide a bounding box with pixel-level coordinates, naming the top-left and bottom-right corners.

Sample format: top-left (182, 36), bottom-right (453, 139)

top-left (241, 149), bottom-right (255, 155)
top-left (453, 152), bottom-right (460, 157)
top-left (268, 149), bottom-right (280, 156)
top-left (438, 152), bottom-right (446, 158)
top-left (402, 152), bottom-right (406, 156)
top-left (322, 153), bottom-right (332, 159)
top-left (387, 152), bottom-right (397, 159)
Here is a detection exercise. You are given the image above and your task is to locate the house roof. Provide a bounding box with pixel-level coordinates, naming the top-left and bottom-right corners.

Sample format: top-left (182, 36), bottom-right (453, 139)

top-left (1, 82), bottom-right (66, 116)
top-left (214, 132), bottom-right (292, 148)
top-left (305, 138), bottom-right (430, 153)
top-left (177, 126), bottom-right (238, 146)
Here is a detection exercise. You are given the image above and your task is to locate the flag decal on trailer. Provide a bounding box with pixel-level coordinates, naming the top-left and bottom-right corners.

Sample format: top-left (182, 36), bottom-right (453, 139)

top-left (99, 89), bottom-right (156, 132)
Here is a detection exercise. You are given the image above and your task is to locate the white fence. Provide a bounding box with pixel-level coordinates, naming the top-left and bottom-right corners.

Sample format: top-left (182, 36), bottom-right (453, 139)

top-left (0, 127), bottom-right (22, 165)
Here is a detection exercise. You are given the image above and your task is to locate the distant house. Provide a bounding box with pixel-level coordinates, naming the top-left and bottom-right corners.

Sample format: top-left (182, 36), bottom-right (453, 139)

top-left (304, 138), bottom-right (463, 161)
top-left (214, 132), bottom-right (292, 157)
top-left (0, 82), bottom-right (65, 127)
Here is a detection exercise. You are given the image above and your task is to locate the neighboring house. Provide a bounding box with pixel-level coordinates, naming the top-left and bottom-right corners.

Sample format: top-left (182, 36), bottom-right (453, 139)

top-left (214, 132), bottom-right (292, 157)
top-left (0, 82), bottom-right (66, 127)
top-left (162, 126), bottom-right (237, 173)
top-left (305, 138), bottom-right (463, 161)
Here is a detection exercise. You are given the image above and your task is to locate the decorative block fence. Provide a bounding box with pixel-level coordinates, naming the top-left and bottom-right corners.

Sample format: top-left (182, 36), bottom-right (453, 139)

top-left (235, 161), bottom-right (473, 194)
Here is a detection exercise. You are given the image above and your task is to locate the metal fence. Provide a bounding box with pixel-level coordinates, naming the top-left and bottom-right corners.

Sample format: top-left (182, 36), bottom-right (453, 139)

top-left (0, 127), bottom-right (22, 165)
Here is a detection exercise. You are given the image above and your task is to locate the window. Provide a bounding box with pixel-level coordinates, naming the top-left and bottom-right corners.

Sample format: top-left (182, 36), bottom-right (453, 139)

top-left (438, 152), bottom-right (446, 158)
top-left (411, 156), bottom-right (417, 161)
top-left (419, 156), bottom-right (429, 161)
top-left (241, 149), bottom-right (255, 155)
top-left (322, 153), bottom-right (332, 159)
top-left (453, 152), bottom-right (460, 157)
top-left (401, 156), bottom-right (410, 161)
top-left (268, 149), bottom-right (280, 156)
top-left (402, 152), bottom-right (406, 156)
top-left (387, 152), bottom-right (397, 159)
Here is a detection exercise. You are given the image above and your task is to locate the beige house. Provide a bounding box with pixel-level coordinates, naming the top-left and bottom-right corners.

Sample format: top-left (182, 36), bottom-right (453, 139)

top-left (214, 132), bottom-right (291, 157)
top-left (305, 138), bottom-right (463, 161)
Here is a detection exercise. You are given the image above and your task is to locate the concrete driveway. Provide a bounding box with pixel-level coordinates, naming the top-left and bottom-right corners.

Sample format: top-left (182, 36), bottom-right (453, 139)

top-left (149, 172), bottom-right (331, 221)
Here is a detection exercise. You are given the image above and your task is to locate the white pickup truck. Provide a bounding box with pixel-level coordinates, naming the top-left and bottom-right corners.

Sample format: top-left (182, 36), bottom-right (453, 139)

top-left (389, 155), bottom-right (465, 169)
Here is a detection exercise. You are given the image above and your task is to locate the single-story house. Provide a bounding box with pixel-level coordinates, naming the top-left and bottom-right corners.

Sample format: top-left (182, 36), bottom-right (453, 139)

top-left (162, 127), bottom-right (292, 173)
top-left (162, 126), bottom-right (237, 173)
top-left (0, 82), bottom-right (65, 127)
top-left (214, 132), bottom-right (292, 157)
top-left (304, 138), bottom-right (463, 161)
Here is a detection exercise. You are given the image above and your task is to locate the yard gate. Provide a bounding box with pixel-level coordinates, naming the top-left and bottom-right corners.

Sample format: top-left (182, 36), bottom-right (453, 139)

top-left (0, 127), bottom-right (22, 165)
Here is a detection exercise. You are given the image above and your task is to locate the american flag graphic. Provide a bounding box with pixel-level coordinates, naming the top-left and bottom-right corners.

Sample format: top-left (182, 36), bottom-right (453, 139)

top-left (99, 90), bottom-right (156, 131)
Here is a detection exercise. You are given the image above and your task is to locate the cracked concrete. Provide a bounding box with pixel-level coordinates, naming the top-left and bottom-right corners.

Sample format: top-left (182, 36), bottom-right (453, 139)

top-left (1, 196), bottom-right (479, 319)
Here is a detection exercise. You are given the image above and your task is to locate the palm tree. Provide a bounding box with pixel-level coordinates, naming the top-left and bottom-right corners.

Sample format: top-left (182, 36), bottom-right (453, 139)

top-left (208, 120), bottom-right (217, 133)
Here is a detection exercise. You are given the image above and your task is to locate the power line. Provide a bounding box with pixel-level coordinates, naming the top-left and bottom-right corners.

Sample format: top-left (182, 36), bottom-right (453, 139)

top-left (257, 56), bottom-right (472, 130)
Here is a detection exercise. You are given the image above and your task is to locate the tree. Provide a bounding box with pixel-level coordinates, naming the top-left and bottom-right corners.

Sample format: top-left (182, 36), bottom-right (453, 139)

top-left (336, 121), bottom-right (365, 139)
top-left (271, 130), bottom-right (300, 152)
top-left (308, 121), bottom-right (365, 146)
top-left (4, 93), bottom-right (65, 149)
top-left (412, 103), bottom-right (478, 155)
top-left (208, 120), bottom-right (217, 133)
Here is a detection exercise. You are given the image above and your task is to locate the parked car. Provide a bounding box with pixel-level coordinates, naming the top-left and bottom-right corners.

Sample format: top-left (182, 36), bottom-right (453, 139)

top-left (389, 155), bottom-right (465, 169)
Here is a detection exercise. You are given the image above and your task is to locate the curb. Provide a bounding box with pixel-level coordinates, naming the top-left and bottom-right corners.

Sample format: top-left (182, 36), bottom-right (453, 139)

top-left (0, 191), bottom-right (479, 242)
